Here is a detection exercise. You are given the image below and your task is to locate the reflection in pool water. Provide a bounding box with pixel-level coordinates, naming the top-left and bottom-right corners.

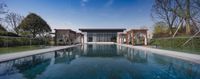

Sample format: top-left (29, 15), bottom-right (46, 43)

top-left (0, 44), bottom-right (199, 79)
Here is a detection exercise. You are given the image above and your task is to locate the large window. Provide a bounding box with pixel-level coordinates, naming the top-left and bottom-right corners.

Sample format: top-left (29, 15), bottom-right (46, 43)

top-left (87, 32), bottom-right (117, 42)
top-left (88, 37), bottom-right (93, 42)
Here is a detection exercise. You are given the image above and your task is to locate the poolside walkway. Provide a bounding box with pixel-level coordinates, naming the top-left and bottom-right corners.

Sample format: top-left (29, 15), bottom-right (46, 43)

top-left (118, 44), bottom-right (200, 64)
top-left (0, 44), bottom-right (81, 62)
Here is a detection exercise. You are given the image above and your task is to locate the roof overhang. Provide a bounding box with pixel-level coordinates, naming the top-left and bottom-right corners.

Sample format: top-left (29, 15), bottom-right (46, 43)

top-left (79, 28), bottom-right (126, 32)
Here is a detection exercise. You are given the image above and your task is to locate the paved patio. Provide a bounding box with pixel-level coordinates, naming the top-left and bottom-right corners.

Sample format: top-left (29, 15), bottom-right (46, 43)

top-left (0, 44), bottom-right (81, 62)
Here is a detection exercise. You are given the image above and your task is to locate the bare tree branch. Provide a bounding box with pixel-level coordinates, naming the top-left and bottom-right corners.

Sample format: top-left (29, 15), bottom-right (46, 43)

top-left (5, 12), bottom-right (24, 35)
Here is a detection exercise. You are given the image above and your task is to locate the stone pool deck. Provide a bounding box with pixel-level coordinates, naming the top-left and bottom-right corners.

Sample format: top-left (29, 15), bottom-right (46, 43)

top-left (0, 44), bottom-right (81, 62)
top-left (118, 44), bottom-right (200, 64)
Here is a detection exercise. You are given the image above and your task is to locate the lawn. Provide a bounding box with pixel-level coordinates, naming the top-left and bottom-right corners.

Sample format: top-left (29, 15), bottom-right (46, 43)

top-left (0, 45), bottom-right (47, 54)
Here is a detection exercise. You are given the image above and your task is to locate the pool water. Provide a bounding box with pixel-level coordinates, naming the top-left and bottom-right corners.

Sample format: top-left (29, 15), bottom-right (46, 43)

top-left (0, 44), bottom-right (199, 79)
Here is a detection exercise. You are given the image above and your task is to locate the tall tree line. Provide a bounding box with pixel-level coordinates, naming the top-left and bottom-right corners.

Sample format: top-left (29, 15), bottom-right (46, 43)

top-left (152, 0), bottom-right (200, 36)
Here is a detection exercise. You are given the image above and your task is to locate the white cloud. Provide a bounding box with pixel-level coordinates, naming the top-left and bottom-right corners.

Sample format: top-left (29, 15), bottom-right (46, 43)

top-left (105, 0), bottom-right (114, 7)
top-left (82, 0), bottom-right (88, 2)
top-left (81, 0), bottom-right (89, 7)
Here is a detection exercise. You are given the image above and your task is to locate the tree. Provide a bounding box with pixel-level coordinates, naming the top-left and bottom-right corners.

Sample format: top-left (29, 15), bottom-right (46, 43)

top-left (174, 0), bottom-right (192, 35)
top-left (193, 0), bottom-right (200, 30)
top-left (0, 24), bottom-right (6, 32)
top-left (152, 0), bottom-right (178, 35)
top-left (18, 13), bottom-right (52, 38)
top-left (152, 0), bottom-right (200, 35)
top-left (153, 21), bottom-right (169, 34)
top-left (153, 21), bottom-right (170, 38)
top-left (5, 12), bottom-right (23, 35)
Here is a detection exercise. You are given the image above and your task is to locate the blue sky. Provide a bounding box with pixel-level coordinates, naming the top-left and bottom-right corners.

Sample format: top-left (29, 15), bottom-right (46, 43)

top-left (5, 0), bottom-right (154, 32)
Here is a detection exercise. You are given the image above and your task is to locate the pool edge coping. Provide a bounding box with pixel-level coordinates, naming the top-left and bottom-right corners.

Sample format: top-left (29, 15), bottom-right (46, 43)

top-left (0, 44), bottom-right (81, 62)
top-left (117, 44), bottom-right (200, 64)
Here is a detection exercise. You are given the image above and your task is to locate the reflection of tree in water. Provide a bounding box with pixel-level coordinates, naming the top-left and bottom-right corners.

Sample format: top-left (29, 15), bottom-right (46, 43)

top-left (0, 47), bottom-right (80, 79)
top-left (153, 54), bottom-right (200, 79)
top-left (84, 44), bottom-right (119, 57)
top-left (117, 45), bottom-right (128, 55)
top-left (0, 61), bottom-right (18, 76)
top-left (178, 63), bottom-right (200, 79)
top-left (54, 48), bottom-right (77, 64)
top-left (152, 54), bottom-right (170, 65)
top-left (125, 48), bottom-right (148, 64)
top-left (107, 68), bottom-right (143, 79)
top-left (14, 55), bottom-right (51, 79)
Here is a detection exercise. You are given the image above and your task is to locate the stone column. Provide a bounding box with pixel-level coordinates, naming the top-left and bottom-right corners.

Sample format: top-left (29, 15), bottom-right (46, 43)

top-left (144, 32), bottom-right (148, 45)
top-left (93, 33), bottom-right (97, 42)
top-left (126, 33), bottom-right (129, 44)
top-left (83, 32), bottom-right (87, 43)
top-left (132, 32), bottom-right (135, 46)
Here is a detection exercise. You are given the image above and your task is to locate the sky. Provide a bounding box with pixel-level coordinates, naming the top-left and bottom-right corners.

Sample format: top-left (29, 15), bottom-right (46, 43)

top-left (4, 0), bottom-right (154, 32)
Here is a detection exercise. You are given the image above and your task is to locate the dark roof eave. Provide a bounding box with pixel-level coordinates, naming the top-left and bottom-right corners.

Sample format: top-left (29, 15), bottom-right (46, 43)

top-left (79, 28), bottom-right (126, 32)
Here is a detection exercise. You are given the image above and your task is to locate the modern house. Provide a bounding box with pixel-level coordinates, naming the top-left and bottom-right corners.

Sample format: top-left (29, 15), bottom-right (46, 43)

top-left (54, 28), bottom-right (148, 46)
top-left (79, 28), bottom-right (126, 43)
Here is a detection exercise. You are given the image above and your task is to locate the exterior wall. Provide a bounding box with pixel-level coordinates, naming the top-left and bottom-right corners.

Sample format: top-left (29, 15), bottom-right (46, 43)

top-left (75, 33), bottom-right (84, 44)
top-left (126, 29), bottom-right (148, 46)
top-left (83, 32), bottom-right (87, 43)
top-left (117, 33), bottom-right (126, 44)
top-left (55, 30), bottom-right (68, 45)
top-left (55, 29), bottom-right (77, 45)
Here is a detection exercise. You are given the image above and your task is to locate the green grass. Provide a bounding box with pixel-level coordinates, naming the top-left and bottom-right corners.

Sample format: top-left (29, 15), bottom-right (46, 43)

top-left (0, 45), bottom-right (46, 54)
top-left (151, 37), bottom-right (200, 55)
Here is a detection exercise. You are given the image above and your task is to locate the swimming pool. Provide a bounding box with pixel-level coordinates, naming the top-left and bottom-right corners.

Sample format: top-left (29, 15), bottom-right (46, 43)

top-left (0, 44), bottom-right (199, 79)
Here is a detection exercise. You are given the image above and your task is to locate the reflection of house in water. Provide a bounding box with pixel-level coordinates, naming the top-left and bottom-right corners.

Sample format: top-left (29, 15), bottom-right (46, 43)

top-left (0, 55), bottom-right (50, 79)
top-left (54, 48), bottom-right (76, 64)
top-left (82, 44), bottom-right (120, 57)
top-left (125, 48), bottom-right (148, 63)
top-left (116, 45), bottom-right (128, 55)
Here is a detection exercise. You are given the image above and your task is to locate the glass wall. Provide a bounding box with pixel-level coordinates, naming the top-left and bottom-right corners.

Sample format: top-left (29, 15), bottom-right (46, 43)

top-left (87, 32), bottom-right (117, 42)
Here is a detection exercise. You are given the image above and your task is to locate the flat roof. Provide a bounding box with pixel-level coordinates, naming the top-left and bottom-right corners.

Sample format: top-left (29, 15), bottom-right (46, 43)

top-left (128, 29), bottom-right (148, 31)
top-left (55, 29), bottom-right (76, 33)
top-left (79, 28), bottom-right (126, 32)
top-left (118, 32), bottom-right (126, 35)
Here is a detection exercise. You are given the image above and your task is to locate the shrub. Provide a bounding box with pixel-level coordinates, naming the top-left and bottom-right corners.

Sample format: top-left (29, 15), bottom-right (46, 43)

top-left (0, 31), bottom-right (19, 37)
top-left (0, 37), bottom-right (49, 47)
top-left (150, 37), bottom-right (200, 52)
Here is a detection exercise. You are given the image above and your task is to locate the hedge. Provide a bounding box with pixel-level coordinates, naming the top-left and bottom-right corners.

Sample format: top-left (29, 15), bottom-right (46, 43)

top-left (150, 37), bottom-right (200, 53)
top-left (0, 31), bottom-right (19, 37)
top-left (0, 37), bottom-right (49, 47)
